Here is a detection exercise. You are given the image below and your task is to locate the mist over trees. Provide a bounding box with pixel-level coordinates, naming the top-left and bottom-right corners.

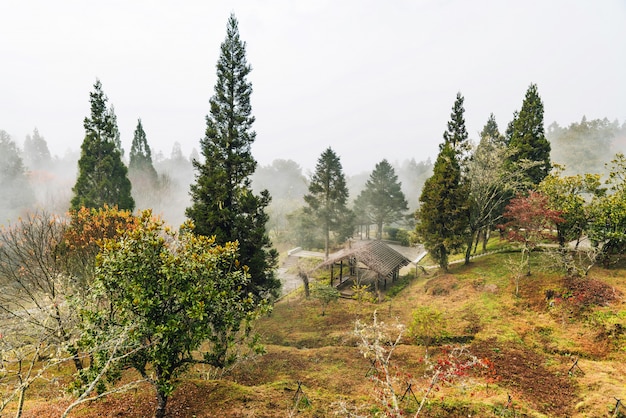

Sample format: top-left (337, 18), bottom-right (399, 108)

top-left (23, 128), bottom-right (52, 169)
top-left (2, 24), bottom-right (626, 413)
top-left (251, 159), bottom-right (308, 242)
top-left (0, 130), bottom-right (35, 223)
top-left (548, 117), bottom-right (626, 176)
top-left (354, 159), bottom-right (408, 240)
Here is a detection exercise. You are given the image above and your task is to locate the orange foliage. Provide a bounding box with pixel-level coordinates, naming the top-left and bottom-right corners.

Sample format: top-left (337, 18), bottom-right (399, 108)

top-left (64, 205), bottom-right (141, 253)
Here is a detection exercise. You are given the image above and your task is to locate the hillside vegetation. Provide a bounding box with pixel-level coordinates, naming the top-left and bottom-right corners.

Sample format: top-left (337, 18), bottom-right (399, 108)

top-left (11, 243), bottom-right (626, 417)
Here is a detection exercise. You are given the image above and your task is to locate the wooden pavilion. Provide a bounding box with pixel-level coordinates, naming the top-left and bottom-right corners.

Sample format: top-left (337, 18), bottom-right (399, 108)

top-left (315, 240), bottom-right (412, 292)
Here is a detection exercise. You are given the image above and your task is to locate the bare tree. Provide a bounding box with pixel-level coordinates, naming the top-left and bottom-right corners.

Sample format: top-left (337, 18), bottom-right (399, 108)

top-left (0, 210), bottom-right (85, 415)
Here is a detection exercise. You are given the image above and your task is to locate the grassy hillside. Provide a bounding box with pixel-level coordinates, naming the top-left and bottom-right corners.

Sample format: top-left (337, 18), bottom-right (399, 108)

top-left (11, 248), bottom-right (626, 417)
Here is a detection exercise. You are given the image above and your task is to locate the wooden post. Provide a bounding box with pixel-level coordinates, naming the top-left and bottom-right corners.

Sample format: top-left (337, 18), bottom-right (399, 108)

top-left (339, 259), bottom-right (344, 283)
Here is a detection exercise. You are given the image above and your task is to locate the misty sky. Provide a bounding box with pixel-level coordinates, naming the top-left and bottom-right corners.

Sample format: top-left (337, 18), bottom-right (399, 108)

top-left (1, 0), bottom-right (625, 175)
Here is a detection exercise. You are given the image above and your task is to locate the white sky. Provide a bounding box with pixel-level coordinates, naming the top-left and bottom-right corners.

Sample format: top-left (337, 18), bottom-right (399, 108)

top-left (1, 0), bottom-right (625, 175)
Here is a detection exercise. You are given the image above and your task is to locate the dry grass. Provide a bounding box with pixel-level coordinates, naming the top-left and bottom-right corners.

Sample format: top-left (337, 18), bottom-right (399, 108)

top-left (7, 250), bottom-right (626, 417)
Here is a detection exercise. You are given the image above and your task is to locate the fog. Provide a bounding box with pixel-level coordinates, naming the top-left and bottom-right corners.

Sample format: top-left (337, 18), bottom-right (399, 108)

top-left (1, 1), bottom-right (625, 176)
top-left (3, 114), bottom-right (626, 235)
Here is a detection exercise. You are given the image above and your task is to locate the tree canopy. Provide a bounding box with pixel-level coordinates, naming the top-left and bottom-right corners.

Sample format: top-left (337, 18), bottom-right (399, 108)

top-left (416, 94), bottom-right (471, 271)
top-left (78, 212), bottom-right (266, 418)
top-left (507, 83), bottom-right (551, 186)
top-left (416, 143), bottom-right (469, 271)
top-left (303, 147), bottom-right (351, 258)
top-left (70, 80), bottom-right (134, 211)
top-left (355, 159), bottom-right (408, 239)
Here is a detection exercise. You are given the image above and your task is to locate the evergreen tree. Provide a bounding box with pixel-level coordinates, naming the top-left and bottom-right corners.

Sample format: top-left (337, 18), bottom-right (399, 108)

top-left (480, 113), bottom-right (506, 147)
top-left (304, 147), bottom-right (351, 258)
top-left (0, 130), bottom-right (35, 222)
top-left (356, 159), bottom-right (408, 239)
top-left (507, 83), bottom-right (551, 185)
top-left (416, 143), bottom-right (469, 271)
top-left (505, 110), bottom-right (518, 145)
top-left (443, 92), bottom-right (471, 162)
top-left (186, 14), bottom-right (279, 297)
top-left (129, 119), bottom-right (160, 211)
top-left (23, 127), bottom-right (52, 169)
top-left (129, 118), bottom-right (158, 184)
top-left (70, 79), bottom-right (134, 211)
top-left (416, 94), bottom-right (471, 271)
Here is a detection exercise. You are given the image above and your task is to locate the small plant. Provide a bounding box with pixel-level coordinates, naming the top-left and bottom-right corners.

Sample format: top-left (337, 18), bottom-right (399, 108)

top-left (311, 283), bottom-right (340, 316)
top-left (408, 306), bottom-right (449, 357)
top-left (352, 284), bottom-right (376, 304)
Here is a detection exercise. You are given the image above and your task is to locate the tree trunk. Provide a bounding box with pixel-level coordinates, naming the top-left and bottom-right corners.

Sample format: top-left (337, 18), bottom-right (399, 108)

top-left (324, 225), bottom-right (330, 260)
top-left (376, 220), bottom-right (383, 240)
top-left (464, 238), bottom-right (473, 265)
top-left (464, 229), bottom-right (476, 265)
top-left (482, 228), bottom-right (490, 251)
top-left (154, 388), bottom-right (168, 418)
top-left (298, 270), bottom-right (310, 298)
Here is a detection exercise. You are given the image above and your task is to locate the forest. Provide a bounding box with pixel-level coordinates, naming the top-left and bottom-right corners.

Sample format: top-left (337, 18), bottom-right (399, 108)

top-left (2, 12), bottom-right (626, 418)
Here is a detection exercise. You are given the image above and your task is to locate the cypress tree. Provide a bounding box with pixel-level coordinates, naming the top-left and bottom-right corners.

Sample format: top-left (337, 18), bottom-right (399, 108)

top-left (186, 14), bottom-right (279, 297)
top-left (71, 80), bottom-right (134, 211)
top-left (507, 83), bottom-right (551, 185)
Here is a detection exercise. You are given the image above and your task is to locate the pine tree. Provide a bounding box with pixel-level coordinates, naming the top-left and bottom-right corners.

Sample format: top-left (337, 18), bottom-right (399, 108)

top-left (356, 159), bottom-right (408, 239)
top-left (304, 147), bottom-right (351, 258)
top-left (70, 80), bottom-right (134, 211)
top-left (186, 14), bottom-right (279, 297)
top-left (507, 83), bottom-right (551, 185)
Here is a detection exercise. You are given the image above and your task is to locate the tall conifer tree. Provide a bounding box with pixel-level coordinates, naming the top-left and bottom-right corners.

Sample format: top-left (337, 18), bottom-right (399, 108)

top-left (356, 159), bottom-right (408, 239)
top-left (129, 118), bottom-right (158, 185)
top-left (304, 147), bottom-right (351, 259)
top-left (443, 92), bottom-right (471, 164)
top-left (416, 93), bottom-right (471, 271)
top-left (70, 80), bottom-right (134, 211)
top-left (187, 14), bottom-right (279, 296)
top-left (507, 83), bottom-right (551, 185)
